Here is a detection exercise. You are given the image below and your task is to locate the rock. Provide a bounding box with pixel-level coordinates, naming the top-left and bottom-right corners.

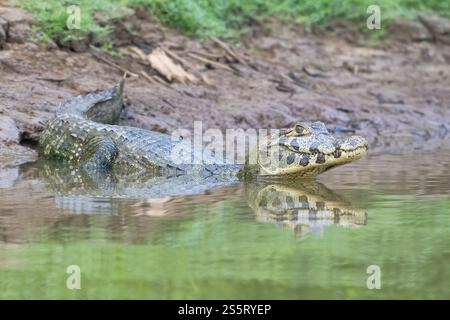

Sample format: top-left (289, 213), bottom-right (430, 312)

top-left (302, 65), bottom-right (325, 78)
top-left (60, 34), bottom-right (93, 52)
top-left (389, 19), bottom-right (433, 42)
top-left (369, 91), bottom-right (405, 105)
top-left (7, 21), bottom-right (30, 43)
top-left (0, 167), bottom-right (19, 188)
top-left (419, 46), bottom-right (446, 63)
top-left (21, 41), bottom-right (39, 51)
top-left (0, 6), bottom-right (35, 44)
top-left (39, 39), bottom-right (59, 50)
top-left (419, 15), bottom-right (450, 45)
top-left (0, 115), bottom-right (20, 144)
top-left (0, 7), bottom-right (35, 24)
top-left (0, 144), bottom-right (37, 168)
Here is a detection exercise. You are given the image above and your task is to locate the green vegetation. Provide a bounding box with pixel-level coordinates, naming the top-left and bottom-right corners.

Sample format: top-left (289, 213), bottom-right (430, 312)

top-left (15, 0), bottom-right (450, 44)
top-left (1, 195), bottom-right (450, 299)
top-left (16, 0), bottom-right (115, 44)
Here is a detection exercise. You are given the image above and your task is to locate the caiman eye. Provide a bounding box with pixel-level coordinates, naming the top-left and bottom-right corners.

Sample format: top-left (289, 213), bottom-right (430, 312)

top-left (283, 123), bottom-right (312, 138)
top-left (293, 124), bottom-right (310, 136)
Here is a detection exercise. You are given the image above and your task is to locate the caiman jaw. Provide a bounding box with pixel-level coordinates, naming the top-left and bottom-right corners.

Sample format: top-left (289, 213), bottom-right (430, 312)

top-left (256, 122), bottom-right (368, 177)
top-left (333, 135), bottom-right (368, 162)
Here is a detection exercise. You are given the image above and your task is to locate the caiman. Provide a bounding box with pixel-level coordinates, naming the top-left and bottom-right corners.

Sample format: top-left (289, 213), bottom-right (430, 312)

top-left (39, 80), bottom-right (368, 182)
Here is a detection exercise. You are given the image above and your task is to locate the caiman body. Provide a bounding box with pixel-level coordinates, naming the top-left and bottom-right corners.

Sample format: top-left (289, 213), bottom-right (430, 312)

top-left (39, 80), bottom-right (368, 182)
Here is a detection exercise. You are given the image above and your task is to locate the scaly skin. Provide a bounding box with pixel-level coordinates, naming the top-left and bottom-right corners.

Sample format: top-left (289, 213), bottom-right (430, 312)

top-left (39, 80), bottom-right (368, 179)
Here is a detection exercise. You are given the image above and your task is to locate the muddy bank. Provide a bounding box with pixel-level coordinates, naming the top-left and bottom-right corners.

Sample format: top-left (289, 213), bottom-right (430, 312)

top-left (1, 5), bottom-right (450, 167)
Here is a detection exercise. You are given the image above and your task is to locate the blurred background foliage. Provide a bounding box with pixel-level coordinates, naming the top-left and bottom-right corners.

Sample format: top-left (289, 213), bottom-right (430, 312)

top-left (15, 0), bottom-right (450, 44)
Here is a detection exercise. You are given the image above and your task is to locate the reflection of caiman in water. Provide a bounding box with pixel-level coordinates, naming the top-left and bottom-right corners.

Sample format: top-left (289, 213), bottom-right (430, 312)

top-left (19, 161), bottom-right (367, 238)
top-left (245, 181), bottom-right (367, 237)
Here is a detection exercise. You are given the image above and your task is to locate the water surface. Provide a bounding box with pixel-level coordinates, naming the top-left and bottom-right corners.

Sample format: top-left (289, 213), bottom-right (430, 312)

top-left (0, 152), bottom-right (449, 299)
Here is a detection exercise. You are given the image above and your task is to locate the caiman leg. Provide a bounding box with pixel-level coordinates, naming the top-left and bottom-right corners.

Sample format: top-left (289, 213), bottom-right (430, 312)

top-left (81, 136), bottom-right (118, 170)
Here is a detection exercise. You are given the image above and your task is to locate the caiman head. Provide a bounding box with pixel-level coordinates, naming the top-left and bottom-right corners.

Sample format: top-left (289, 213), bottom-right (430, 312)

top-left (253, 121), bottom-right (368, 177)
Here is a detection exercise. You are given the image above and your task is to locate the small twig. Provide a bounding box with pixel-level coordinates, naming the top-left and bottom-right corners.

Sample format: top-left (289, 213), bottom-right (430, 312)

top-left (188, 50), bottom-right (223, 60)
top-left (187, 52), bottom-right (236, 73)
top-left (143, 70), bottom-right (170, 87)
top-left (161, 97), bottom-right (176, 109)
top-left (210, 37), bottom-right (243, 63)
top-left (92, 53), bottom-right (139, 78)
top-left (163, 41), bottom-right (184, 51)
top-left (153, 74), bottom-right (170, 86)
top-left (140, 70), bottom-right (157, 84)
top-left (36, 76), bottom-right (68, 83)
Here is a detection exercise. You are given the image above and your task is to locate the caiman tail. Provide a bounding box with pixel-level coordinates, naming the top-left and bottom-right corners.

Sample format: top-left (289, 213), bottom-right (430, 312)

top-left (40, 80), bottom-right (240, 177)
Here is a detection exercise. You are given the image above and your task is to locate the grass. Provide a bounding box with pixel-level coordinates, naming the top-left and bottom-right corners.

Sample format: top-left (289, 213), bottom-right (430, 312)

top-left (15, 0), bottom-right (115, 44)
top-left (15, 0), bottom-right (450, 46)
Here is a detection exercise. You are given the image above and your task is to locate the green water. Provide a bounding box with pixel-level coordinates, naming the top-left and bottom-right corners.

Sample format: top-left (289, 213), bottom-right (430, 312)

top-left (0, 153), bottom-right (449, 299)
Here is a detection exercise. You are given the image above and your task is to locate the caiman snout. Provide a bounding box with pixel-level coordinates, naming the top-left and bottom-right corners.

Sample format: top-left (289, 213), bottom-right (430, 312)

top-left (336, 135), bottom-right (369, 161)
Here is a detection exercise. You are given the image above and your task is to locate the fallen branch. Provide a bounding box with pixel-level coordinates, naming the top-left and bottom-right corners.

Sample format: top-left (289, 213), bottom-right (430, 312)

top-left (188, 50), bottom-right (223, 60)
top-left (140, 70), bottom-right (157, 84)
top-left (160, 46), bottom-right (191, 69)
top-left (187, 52), bottom-right (237, 73)
top-left (92, 53), bottom-right (139, 78)
top-left (210, 37), bottom-right (243, 63)
top-left (153, 73), bottom-right (171, 85)
top-left (147, 48), bottom-right (198, 84)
